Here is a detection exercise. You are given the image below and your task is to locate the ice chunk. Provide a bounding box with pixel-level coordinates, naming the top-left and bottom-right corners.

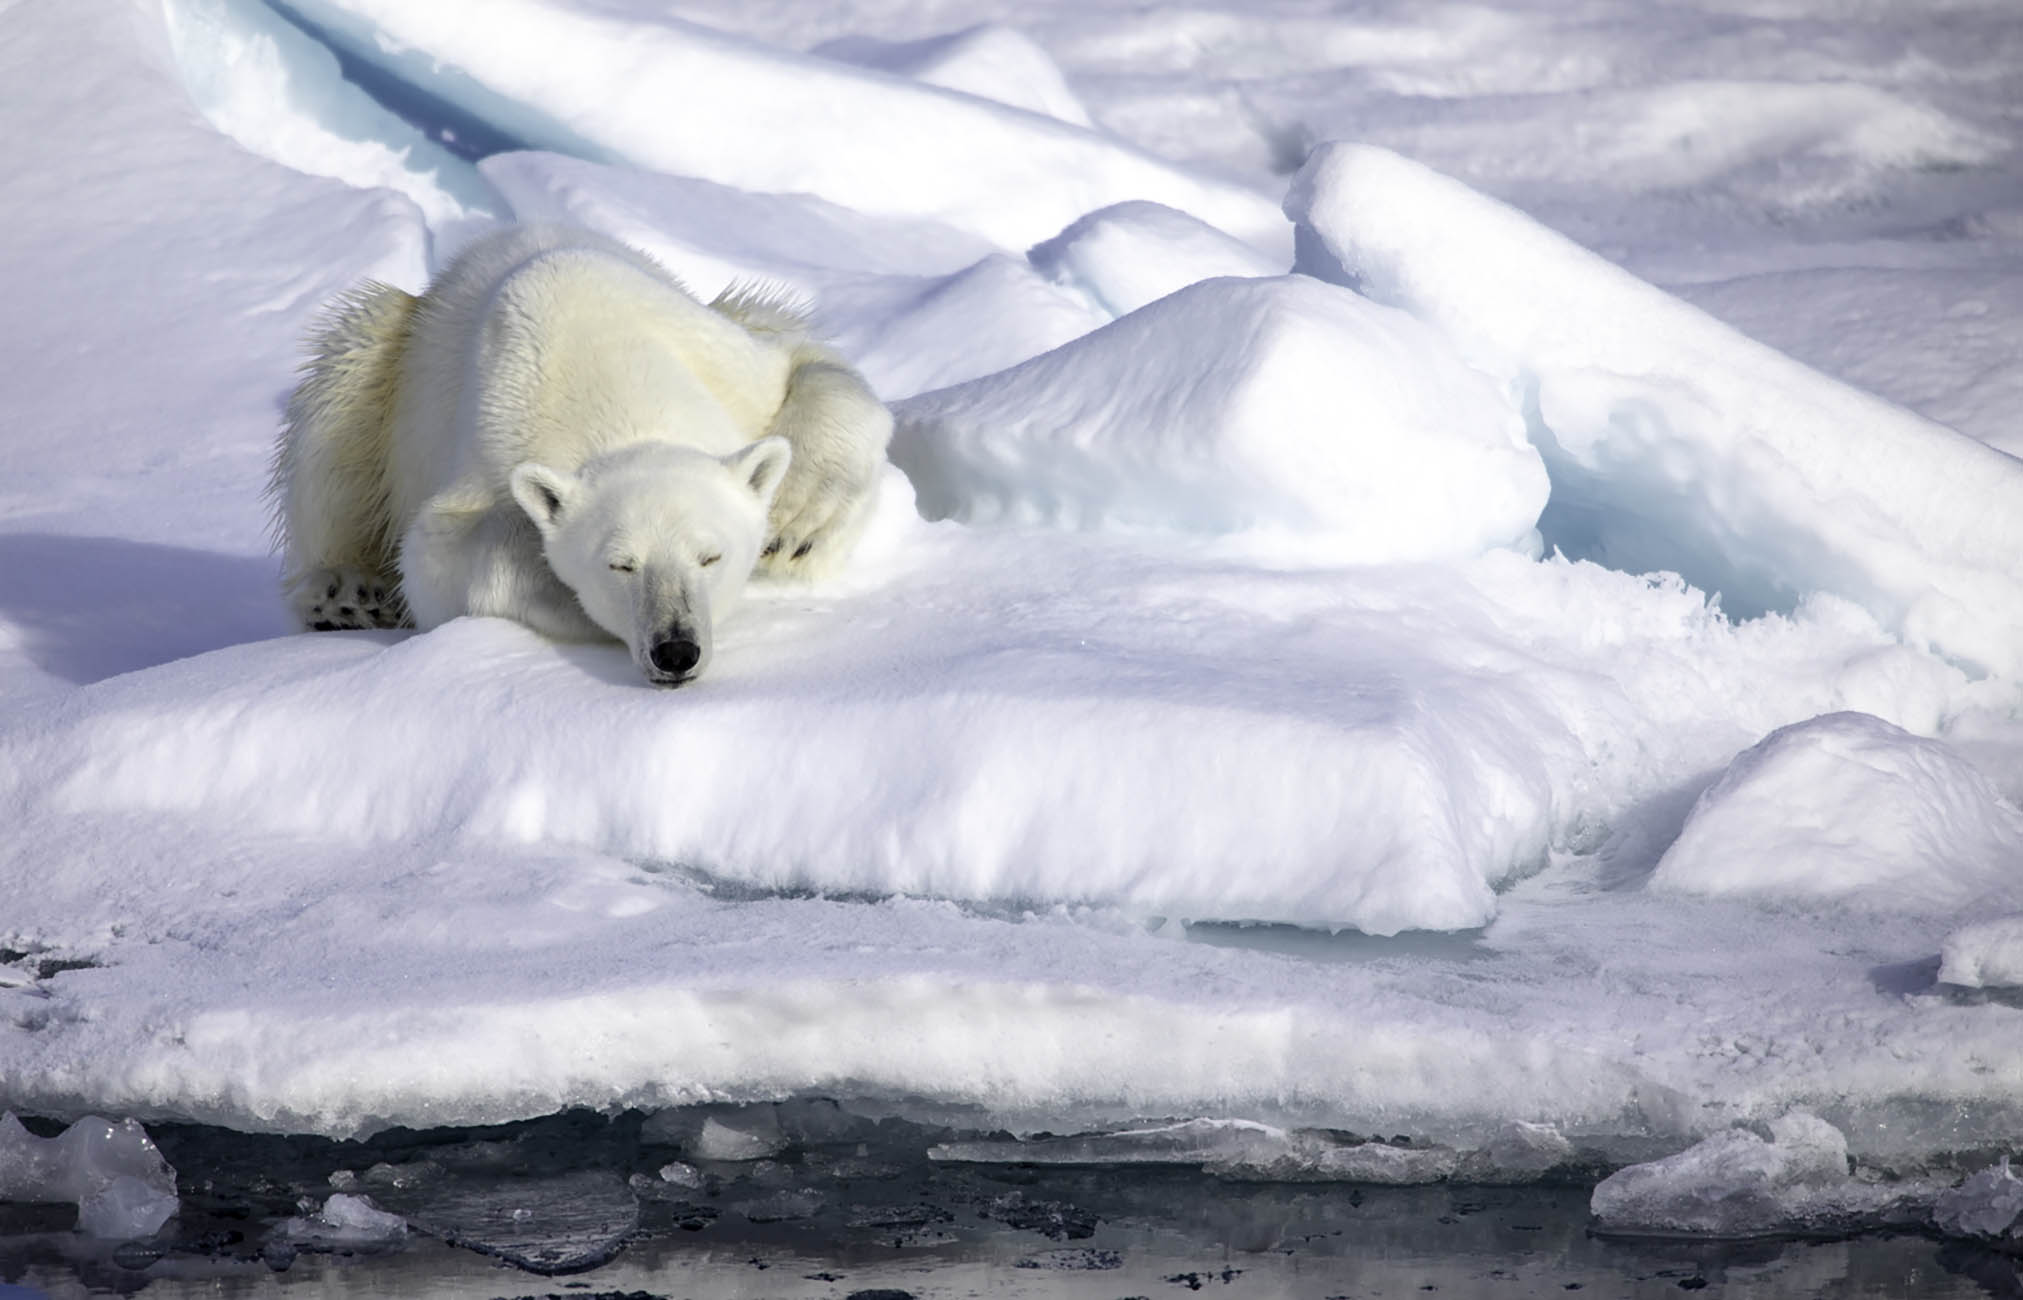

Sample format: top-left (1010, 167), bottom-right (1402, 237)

top-left (1651, 712), bottom-right (2023, 914)
top-left (274, 1192), bottom-right (408, 1249)
top-left (1456, 1121), bottom-right (1578, 1184)
top-left (1028, 201), bottom-right (1283, 318)
top-left (1940, 915), bottom-right (2023, 990)
top-left (0, 1113), bottom-right (178, 1240)
top-left (892, 275), bottom-right (1547, 558)
top-left (1590, 1112), bottom-right (1912, 1236)
top-left (1286, 142), bottom-right (2023, 675)
top-left (816, 24), bottom-right (1094, 127)
top-left (1932, 1158), bottom-right (2023, 1244)
top-left (931, 1119), bottom-right (1462, 1185)
top-left (274, 0), bottom-right (1288, 254)
top-left (691, 1113), bottom-right (789, 1162)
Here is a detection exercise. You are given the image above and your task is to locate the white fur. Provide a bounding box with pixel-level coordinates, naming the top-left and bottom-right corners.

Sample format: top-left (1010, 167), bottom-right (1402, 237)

top-left (271, 224), bottom-right (892, 685)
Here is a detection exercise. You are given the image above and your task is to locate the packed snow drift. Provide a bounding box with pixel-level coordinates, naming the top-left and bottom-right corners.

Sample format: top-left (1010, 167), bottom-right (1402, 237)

top-left (5, 0), bottom-right (2023, 1245)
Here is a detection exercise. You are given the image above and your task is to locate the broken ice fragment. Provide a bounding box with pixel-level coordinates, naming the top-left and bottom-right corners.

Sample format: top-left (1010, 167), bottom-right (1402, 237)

top-left (1590, 1112), bottom-right (1929, 1237)
top-left (0, 1112), bottom-right (178, 1240)
top-left (1932, 1158), bottom-right (2023, 1243)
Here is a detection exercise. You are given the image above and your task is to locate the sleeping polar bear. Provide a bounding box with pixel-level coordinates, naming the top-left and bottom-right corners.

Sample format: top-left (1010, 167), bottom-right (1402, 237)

top-left (271, 224), bottom-right (892, 686)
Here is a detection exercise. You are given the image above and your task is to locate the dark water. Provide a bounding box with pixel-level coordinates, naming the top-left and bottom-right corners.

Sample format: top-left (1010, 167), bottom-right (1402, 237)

top-left (2, 1108), bottom-right (2016, 1299)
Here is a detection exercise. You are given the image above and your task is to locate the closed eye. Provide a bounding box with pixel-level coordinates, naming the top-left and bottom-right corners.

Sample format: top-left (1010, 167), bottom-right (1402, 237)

top-left (608, 560), bottom-right (636, 573)
top-left (699, 553), bottom-right (722, 568)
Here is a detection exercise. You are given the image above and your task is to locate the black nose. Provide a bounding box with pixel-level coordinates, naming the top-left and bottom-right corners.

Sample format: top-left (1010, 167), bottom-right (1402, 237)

top-left (648, 637), bottom-right (701, 677)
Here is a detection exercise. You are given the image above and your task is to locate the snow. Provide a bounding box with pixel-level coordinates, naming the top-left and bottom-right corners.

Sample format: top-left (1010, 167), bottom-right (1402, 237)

top-left (1286, 141), bottom-right (2023, 675)
top-left (1651, 712), bottom-right (2023, 914)
top-left (1027, 201), bottom-right (1281, 319)
top-left (891, 274), bottom-right (1549, 554)
top-left (815, 23), bottom-right (1095, 127)
top-left (0, 1114), bottom-right (179, 1240)
top-left (1939, 915), bottom-right (2023, 990)
top-left (6, 0), bottom-right (2023, 1221)
top-left (274, 0), bottom-right (1290, 254)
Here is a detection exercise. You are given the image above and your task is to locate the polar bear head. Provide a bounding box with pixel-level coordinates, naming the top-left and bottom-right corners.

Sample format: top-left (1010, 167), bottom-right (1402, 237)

top-left (508, 438), bottom-right (791, 687)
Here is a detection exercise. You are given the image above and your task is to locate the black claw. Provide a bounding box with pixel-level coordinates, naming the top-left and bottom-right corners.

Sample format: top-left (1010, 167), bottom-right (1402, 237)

top-left (325, 581), bottom-right (340, 599)
top-left (792, 542), bottom-right (813, 560)
top-left (762, 539), bottom-right (782, 557)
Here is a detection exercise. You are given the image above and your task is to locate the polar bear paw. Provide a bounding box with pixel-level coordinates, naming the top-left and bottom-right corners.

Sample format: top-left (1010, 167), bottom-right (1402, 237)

top-left (295, 569), bottom-right (410, 631)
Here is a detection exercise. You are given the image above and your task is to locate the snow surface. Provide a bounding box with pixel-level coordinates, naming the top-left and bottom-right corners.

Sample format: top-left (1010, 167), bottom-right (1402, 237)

top-left (6, 0), bottom-right (2023, 1196)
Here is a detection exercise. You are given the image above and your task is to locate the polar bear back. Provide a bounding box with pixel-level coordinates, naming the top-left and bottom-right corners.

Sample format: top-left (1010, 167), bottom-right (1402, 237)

top-left (383, 226), bottom-right (797, 533)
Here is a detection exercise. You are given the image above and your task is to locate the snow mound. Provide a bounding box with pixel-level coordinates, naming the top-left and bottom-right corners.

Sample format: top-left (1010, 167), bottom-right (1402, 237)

top-left (1650, 712), bottom-right (2023, 914)
top-left (161, 0), bottom-right (497, 228)
top-left (842, 254), bottom-right (1112, 399)
top-left (1590, 1112), bottom-right (1914, 1237)
top-left (816, 24), bottom-right (1094, 127)
top-left (0, 1113), bottom-right (179, 1240)
top-left (1029, 201), bottom-right (1283, 318)
top-left (1, 589), bottom-right (1555, 935)
top-left (1939, 916), bottom-right (2023, 990)
top-left (1933, 1159), bottom-right (2023, 1245)
top-left (1286, 142), bottom-right (2023, 675)
top-left (891, 274), bottom-right (1548, 555)
top-left (276, 0), bottom-right (1288, 254)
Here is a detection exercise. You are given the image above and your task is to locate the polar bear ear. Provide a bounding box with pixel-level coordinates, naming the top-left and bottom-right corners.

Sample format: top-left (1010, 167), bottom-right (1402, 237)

top-left (508, 463), bottom-right (576, 536)
top-left (724, 436), bottom-right (792, 509)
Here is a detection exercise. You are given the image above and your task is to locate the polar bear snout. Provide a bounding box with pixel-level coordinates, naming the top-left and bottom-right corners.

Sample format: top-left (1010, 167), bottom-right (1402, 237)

top-left (647, 634), bottom-right (704, 685)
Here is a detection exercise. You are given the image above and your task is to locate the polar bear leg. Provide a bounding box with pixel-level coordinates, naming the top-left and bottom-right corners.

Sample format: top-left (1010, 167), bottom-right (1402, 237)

top-left (273, 281), bottom-right (418, 629)
top-left (759, 355), bottom-right (894, 579)
top-left (400, 498), bottom-right (608, 642)
top-left (297, 568), bottom-right (408, 631)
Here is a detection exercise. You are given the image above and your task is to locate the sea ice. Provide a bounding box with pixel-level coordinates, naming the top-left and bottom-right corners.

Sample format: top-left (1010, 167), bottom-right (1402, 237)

top-left (1939, 916), bottom-right (2023, 990)
top-left (929, 1118), bottom-right (1555, 1186)
top-left (0, 1113), bottom-right (179, 1240)
top-left (1285, 142), bottom-right (2023, 674)
top-left (892, 274), bottom-right (1548, 556)
top-left (1651, 712), bottom-right (2023, 913)
top-left (1589, 1112), bottom-right (1921, 1237)
top-left (368, 1169), bottom-right (639, 1274)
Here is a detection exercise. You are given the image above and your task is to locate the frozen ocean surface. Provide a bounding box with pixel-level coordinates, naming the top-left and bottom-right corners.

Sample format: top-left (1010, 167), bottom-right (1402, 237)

top-left (5, 0), bottom-right (2023, 1284)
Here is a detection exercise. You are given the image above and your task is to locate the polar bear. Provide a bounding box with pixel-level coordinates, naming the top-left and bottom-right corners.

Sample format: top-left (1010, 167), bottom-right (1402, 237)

top-left (271, 225), bottom-right (892, 686)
